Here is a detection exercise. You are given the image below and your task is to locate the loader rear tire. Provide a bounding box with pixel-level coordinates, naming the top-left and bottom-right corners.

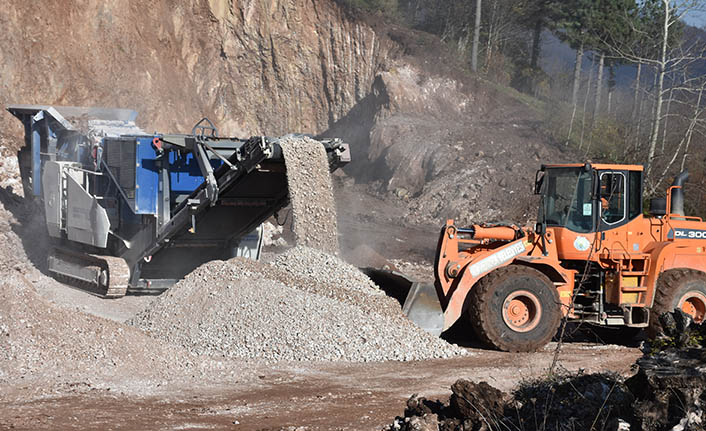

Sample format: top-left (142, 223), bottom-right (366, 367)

top-left (649, 269), bottom-right (706, 337)
top-left (468, 265), bottom-right (561, 352)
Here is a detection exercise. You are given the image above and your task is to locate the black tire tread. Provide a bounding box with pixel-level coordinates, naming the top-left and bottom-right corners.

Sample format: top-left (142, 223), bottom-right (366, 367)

top-left (649, 269), bottom-right (706, 336)
top-left (468, 265), bottom-right (561, 352)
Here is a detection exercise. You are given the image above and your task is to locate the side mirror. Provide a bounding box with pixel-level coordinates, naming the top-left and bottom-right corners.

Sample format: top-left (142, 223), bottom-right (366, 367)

top-left (534, 170), bottom-right (545, 195)
top-left (591, 170), bottom-right (600, 199)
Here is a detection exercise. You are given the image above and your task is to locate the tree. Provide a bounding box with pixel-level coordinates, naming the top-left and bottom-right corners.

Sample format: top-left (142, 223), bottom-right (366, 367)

top-left (471, 0), bottom-right (482, 72)
top-left (599, 0), bottom-right (701, 188)
top-left (517, 0), bottom-right (559, 69)
top-left (625, 0), bottom-right (684, 148)
top-left (641, 1), bottom-right (682, 180)
top-left (586, 0), bottom-right (638, 121)
top-left (550, 0), bottom-right (596, 144)
top-left (551, 0), bottom-right (596, 107)
top-left (551, 0), bottom-right (636, 144)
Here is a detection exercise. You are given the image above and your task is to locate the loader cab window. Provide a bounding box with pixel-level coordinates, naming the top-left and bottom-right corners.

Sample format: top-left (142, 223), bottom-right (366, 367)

top-left (541, 168), bottom-right (593, 233)
top-left (629, 171), bottom-right (642, 220)
top-left (599, 172), bottom-right (626, 225)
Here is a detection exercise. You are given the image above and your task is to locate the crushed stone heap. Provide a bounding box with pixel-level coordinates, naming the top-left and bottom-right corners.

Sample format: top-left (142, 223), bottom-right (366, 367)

top-left (0, 196), bottom-right (199, 388)
top-left (279, 135), bottom-right (339, 255)
top-left (0, 272), bottom-right (196, 386)
top-left (129, 247), bottom-right (465, 362)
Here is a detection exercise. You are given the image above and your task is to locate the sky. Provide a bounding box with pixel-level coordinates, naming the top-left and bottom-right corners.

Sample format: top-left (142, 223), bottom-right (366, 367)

top-left (681, 4), bottom-right (706, 28)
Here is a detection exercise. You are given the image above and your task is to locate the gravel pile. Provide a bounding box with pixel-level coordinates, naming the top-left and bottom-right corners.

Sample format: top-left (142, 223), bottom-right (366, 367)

top-left (279, 135), bottom-right (339, 255)
top-left (130, 248), bottom-right (465, 362)
top-left (271, 246), bottom-right (384, 296)
top-left (0, 271), bottom-right (198, 387)
top-left (0, 134), bottom-right (22, 194)
top-left (0, 197), bottom-right (212, 390)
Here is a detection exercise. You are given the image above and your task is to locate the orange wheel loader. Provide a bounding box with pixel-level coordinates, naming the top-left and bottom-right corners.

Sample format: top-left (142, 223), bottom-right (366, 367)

top-left (385, 163), bottom-right (706, 352)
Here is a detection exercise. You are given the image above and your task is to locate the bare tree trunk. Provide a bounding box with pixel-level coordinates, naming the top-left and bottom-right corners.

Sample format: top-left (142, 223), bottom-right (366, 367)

top-left (661, 77), bottom-right (674, 152)
top-left (485, 4), bottom-right (493, 70)
top-left (440, 7), bottom-right (454, 43)
top-left (485, 0), bottom-right (498, 73)
top-left (471, 0), bottom-right (482, 72)
top-left (645, 0), bottom-right (671, 182)
top-left (593, 52), bottom-right (605, 122)
top-left (530, 18), bottom-right (542, 69)
top-left (579, 55), bottom-right (596, 151)
top-left (458, 24), bottom-right (471, 56)
top-left (566, 42), bottom-right (584, 146)
top-left (586, 52), bottom-right (605, 154)
top-left (571, 43), bottom-right (584, 108)
top-left (634, 83), bottom-right (649, 152)
top-left (607, 90), bottom-right (613, 114)
top-left (631, 62), bottom-right (642, 122)
top-left (680, 85), bottom-right (704, 172)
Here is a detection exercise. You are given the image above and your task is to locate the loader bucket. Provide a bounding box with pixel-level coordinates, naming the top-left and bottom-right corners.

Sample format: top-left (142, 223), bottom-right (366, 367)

top-left (361, 268), bottom-right (444, 336)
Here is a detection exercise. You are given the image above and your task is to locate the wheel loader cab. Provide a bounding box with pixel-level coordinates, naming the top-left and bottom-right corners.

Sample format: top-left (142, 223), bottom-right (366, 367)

top-left (538, 166), bottom-right (594, 233)
top-left (536, 164), bottom-right (643, 260)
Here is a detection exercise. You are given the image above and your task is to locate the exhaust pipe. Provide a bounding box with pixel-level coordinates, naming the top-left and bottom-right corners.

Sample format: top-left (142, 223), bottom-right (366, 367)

top-left (671, 171), bottom-right (688, 216)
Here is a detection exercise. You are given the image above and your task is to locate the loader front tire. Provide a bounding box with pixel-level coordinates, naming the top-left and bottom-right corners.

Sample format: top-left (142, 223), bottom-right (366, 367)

top-left (468, 265), bottom-right (561, 352)
top-left (649, 269), bottom-right (706, 337)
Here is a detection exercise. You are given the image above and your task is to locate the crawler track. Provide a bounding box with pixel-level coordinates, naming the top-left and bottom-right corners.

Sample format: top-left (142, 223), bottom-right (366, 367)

top-left (48, 248), bottom-right (130, 298)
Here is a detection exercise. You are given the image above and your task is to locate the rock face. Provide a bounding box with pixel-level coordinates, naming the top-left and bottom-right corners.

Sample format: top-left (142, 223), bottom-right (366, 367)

top-left (328, 58), bottom-right (570, 226)
top-left (0, 0), bottom-right (391, 142)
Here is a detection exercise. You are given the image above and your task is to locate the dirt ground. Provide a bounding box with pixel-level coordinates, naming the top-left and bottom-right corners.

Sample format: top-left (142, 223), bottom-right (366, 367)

top-left (0, 341), bottom-right (640, 431)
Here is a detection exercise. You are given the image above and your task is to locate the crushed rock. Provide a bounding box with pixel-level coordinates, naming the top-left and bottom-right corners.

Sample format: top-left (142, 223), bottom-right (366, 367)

top-left (0, 194), bottom-right (250, 392)
top-left (0, 197), bottom-right (193, 390)
top-left (0, 135), bottom-right (22, 195)
top-left (129, 248), bottom-right (466, 363)
top-left (0, 271), bottom-right (197, 388)
top-left (279, 135), bottom-right (339, 255)
top-left (388, 259), bottom-right (434, 283)
top-left (262, 221), bottom-right (287, 247)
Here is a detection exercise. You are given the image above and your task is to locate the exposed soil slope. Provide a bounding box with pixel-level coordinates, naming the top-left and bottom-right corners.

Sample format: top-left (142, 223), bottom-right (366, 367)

top-left (0, 0), bottom-right (391, 142)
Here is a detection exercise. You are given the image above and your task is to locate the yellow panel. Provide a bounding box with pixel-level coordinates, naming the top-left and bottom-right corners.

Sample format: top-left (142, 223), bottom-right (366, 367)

top-left (622, 276), bottom-right (638, 287)
top-left (622, 293), bottom-right (639, 304)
